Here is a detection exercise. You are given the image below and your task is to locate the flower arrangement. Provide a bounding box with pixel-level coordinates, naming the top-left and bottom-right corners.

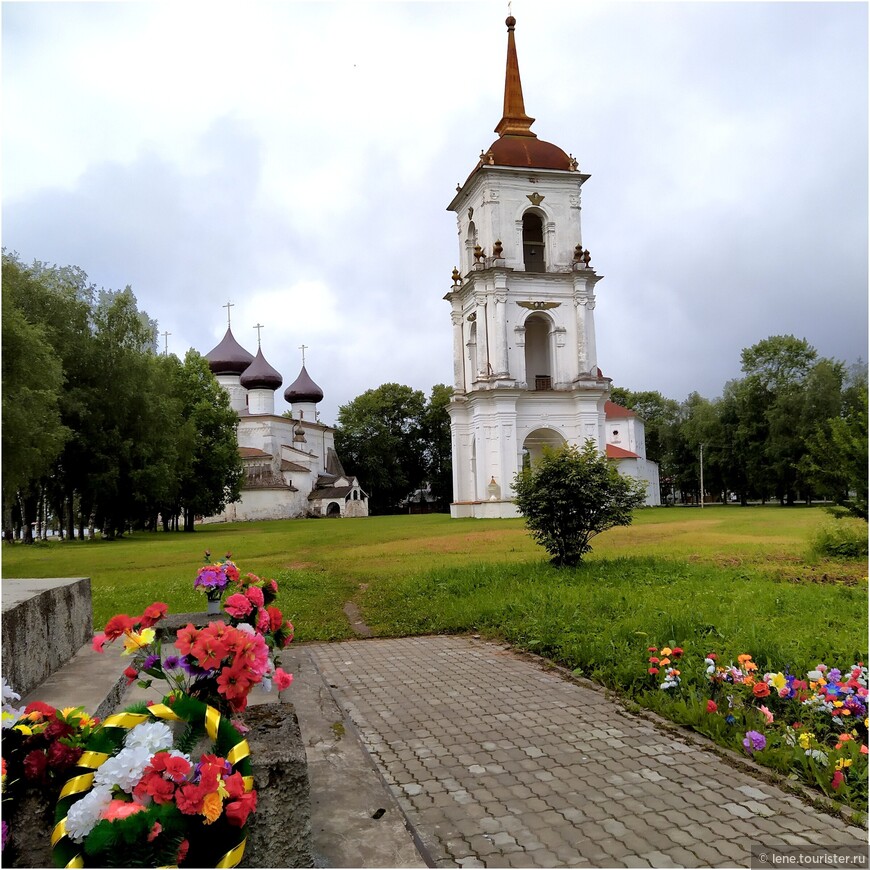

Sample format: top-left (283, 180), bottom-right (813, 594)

top-left (194, 551), bottom-right (239, 608)
top-left (53, 693), bottom-right (255, 868)
top-left (641, 644), bottom-right (868, 809)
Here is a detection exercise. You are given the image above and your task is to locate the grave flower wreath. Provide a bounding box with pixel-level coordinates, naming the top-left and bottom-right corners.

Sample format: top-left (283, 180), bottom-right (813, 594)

top-left (52, 692), bottom-right (255, 868)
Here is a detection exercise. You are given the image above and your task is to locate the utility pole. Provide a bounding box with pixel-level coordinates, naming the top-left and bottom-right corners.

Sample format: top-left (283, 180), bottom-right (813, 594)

top-left (700, 443), bottom-right (705, 509)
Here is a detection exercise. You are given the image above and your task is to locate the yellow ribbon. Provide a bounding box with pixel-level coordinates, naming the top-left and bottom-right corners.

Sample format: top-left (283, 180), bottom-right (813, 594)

top-left (102, 712), bottom-right (149, 729)
top-left (77, 751), bottom-right (109, 769)
top-left (147, 703), bottom-right (182, 722)
top-left (51, 819), bottom-right (68, 848)
top-left (242, 775), bottom-right (254, 792)
top-left (216, 838), bottom-right (246, 868)
top-left (227, 739), bottom-right (250, 767)
top-left (59, 773), bottom-right (94, 800)
top-left (65, 856), bottom-right (84, 868)
top-left (205, 704), bottom-right (221, 741)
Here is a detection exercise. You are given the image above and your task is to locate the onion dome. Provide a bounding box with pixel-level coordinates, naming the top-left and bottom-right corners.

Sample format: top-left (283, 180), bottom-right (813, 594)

top-left (204, 328), bottom-right (255, 376)
top-left (284, 365), bottom-right (324, 404)
top-left (240, 347), bottom-right (283, 391)
top-left (473, 16), bottom-right (574, 174)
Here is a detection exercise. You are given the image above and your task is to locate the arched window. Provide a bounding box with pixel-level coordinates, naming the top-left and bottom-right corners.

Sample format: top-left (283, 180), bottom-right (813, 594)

top-left (524, 314), bottom-right (552, 390)
top-left (466, 221), bottom-right (478, 272)
top-left (522, 212), bottom-right (545, 272)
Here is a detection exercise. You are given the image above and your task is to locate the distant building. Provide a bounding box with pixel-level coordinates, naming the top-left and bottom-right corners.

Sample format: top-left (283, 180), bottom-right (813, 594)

top-left (200, 325), bottom-right (367, 521)
top-left (445, 16), bottom-right (660, 517)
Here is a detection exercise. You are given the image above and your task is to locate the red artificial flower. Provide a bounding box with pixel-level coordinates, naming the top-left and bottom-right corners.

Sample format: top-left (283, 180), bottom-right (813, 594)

top-left (176, 782), bottom-right (206, 815)
top-left (706, 653), bottom-right (718, 661)
top-left (101, 799), bottom-right (147, 822)
top-left (648, 657), bottom-right (660, 664)
top-left (648, 667), bottom-right (659, 675)
top-left (147, 822), bottom-right (162, 843)
top-left (175, 623), bottom-right (199, 656)
top-left (24, 701), bottom-right (56, 719)
top-left (672, 647), bottom-right (684, 656)
top-left (753, 683), bottom-right (771, 699)
top-left (149, 751), bottom-right (191, 782)
top-left (282, 621), bottom-right (295, 646)
top-left (134, 772), bottom-right (176, 805)
top-left (274, 668), bottom-right (293, 691)
top-left (104, 614), bottom-right (135, 641)
top-left (192, 635), bottom-right (229, 671)
top-left (140, 602), bottom-right (168, 628)
top-left (224, 563), bottom-right (240, 582)
top-left (267, 606), bottom-right (284, 633)
top-left (124, 666), bottom-right (139, 685)
top-left (225, 790), bottom-right (258, 827)
top-left (177, 840), bottom-right (190, 864)
top-left (44, 718), bottom-right (74, 741)
top-left (46, 741), bottom-right (82, 770)
top-left (217, 662), bottom-right (253, 702)
top-left (256, 608), bottom-right (270, 633)
top-left (223, 771), bottom-right (246, 800)
top-left (706, 700), bottom-right (718, 713)
top-left (23, 749), bottom-right (48, 781)
top-left (832, 770), bottom-right (845, 791)
top-left (647, 647), bottom-right (657, 652)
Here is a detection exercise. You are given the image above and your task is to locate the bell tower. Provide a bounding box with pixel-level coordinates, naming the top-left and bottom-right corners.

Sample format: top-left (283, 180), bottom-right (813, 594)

top-left (445, 14), bottom-right (611, 518)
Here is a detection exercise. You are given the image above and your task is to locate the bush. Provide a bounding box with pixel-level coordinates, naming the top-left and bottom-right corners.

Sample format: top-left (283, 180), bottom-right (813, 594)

top-left (512, 441), bottom-right (647, 567)
top-left (811, 520), bottom-right (869, 559)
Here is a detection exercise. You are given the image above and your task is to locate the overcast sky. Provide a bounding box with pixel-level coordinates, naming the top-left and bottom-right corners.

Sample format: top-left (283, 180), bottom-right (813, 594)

top-left (3, 1), bottom-right (867, 424)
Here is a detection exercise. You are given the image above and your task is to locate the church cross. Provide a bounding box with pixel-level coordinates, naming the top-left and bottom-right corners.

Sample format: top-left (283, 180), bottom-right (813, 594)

top-left (254, 322), bottom-right (265, 348)
top-left (161, 331), bottom-right (171, 355)
top-left (299, 344), bottom-right (308, 365)
top-left (222, 301), bottom-right (234, 327)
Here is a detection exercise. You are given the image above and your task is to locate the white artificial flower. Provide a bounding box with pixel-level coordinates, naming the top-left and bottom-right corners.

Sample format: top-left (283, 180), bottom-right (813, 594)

top-left (2, 678), bottom-right (20, 704)
top-left (93, 745), bottom-right (153, 793)
top-left (65, 786), bottom-right (113, 842)
top-left (806, 749), bottom-right (828, 764)
top-left (124, 721), bottom-right (173, 755)
top-left (236, 622), bottom-right (256, 636)
top-left (807, 670), bottom-right (824, 682)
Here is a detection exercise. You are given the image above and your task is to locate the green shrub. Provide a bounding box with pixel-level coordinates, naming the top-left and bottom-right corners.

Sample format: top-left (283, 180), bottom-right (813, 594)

top-left (811, 520), bottom-right (869, 559)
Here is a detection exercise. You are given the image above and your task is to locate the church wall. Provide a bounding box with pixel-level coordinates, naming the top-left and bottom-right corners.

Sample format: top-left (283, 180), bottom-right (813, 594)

top-left (199, 487), bottom-right (311, 523)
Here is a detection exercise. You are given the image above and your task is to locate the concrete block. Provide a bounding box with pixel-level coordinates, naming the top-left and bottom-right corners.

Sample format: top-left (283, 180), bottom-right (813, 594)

top-left (1, 578), bottom-right (92, 696)
top-left (243, 703), bottom-right (314, 868)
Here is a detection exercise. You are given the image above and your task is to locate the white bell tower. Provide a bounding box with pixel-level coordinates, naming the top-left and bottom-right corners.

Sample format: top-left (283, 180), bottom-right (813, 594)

top-left (446, 14), bottom-right (611, 518)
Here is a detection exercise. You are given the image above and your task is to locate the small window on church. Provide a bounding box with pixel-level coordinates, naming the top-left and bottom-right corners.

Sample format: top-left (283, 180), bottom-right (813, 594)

top-left (522, 212), bottom-right (545, 273)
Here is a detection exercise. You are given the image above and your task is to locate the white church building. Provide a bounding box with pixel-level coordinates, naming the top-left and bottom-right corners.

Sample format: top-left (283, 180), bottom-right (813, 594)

top-left (200, 324), bottom-right (368, 522)
top-left (445, 15), bottom-right (660, 518)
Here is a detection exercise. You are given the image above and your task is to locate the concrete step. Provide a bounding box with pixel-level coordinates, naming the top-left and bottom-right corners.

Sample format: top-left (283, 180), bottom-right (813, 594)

top-left (19, 640), bottom-right (129, 720)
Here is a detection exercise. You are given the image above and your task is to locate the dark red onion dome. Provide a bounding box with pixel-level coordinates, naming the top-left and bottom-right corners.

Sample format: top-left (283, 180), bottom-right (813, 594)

top-left (284, 365), bottom-right (323, 404)
top-left (204, 328), bottom-right (255, 376)
top-left (482, 135), bottom-right (572, 171)
top-left (240, 347), bottom-right (283, 391)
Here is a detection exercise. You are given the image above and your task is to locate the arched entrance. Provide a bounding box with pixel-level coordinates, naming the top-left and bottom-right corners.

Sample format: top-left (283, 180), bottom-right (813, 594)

top-left (326, 502), bottom-right (341, 518)
top-left (524, 314), bottom-right (553, 391)
top-left (522, 428), bottom-right (566, 468)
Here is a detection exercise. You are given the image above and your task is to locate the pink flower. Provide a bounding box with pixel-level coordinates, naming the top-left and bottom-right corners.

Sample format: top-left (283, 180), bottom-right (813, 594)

top-left (92, 633), bottom-right (108, 653)
top-left (274, 668), bottom-right (293, 691)
top-left (706, 700), bottom-right (718, 713)
top-left (101, 799), bottom-right (147, 821)
top-left (246, 586), bottom-right (264, 608)
top-left (225, 593), bottom-right (253, 619)
top-left (832, 770), bottom-right (845, 790)
top-left (147, 822), bottom-right (162, 842)
top-left (257, 608), bottom-right (270, 634)
top-left (759, 705), bottom-right (774, 725)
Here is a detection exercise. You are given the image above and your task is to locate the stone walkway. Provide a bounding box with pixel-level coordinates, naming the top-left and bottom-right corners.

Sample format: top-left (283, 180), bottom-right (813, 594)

top-left (308, 636), bottom-right (868, 869)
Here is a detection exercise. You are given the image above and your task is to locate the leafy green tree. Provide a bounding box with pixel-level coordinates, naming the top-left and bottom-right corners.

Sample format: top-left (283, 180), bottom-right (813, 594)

top-left (335, 383), bottom-right (428, 513)
top-left (513, 441), bottom-right (646, 567)
top-left (421, 384), bottom-right (453, 508)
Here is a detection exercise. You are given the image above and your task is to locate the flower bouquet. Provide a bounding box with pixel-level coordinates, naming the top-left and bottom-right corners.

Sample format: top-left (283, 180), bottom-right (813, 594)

top-left (53, 693), bottom-right (255, 868)
top-left (194, 552), bottom-right (239, 614)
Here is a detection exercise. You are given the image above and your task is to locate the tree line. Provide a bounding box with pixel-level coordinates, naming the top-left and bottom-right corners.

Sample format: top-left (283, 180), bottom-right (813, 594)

top-left (2, 253), bottom-right (243, 541)
top-left (612, 335), bottom-right (867, 517)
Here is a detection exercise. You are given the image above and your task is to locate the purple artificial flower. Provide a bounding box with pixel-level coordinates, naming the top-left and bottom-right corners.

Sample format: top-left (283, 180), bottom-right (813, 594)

top-left (163, 655), bottom-right (180, 670)
top-left (2, 819), bottom-right (8, 851)
top-left (742, 730), bottom-right (767, 753)
top-left (142, 654), bottom-right (160, 671)
top-left (828, 668), bottom-right (842, 683)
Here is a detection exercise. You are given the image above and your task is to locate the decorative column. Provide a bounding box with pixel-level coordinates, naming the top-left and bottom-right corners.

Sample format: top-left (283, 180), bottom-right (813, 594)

top-left (493, 286), bottom-right (509, 377)
top-left (451, 309), bottom-right (465, 390)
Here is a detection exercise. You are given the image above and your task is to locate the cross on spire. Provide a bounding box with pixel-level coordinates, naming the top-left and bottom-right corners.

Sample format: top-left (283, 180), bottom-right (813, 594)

top-left (299, 344), bottom-right (308, 365)
top-left (222, 301), bottom-right (234, 327)
top-left (161, 331), bottom-right (171, 355)
top-left (253, 322), bottom-right (264, 348)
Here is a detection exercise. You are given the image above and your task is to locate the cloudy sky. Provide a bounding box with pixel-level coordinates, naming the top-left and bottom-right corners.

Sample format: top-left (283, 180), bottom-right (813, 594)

top-left (3, 1), bottom-right (867, 424)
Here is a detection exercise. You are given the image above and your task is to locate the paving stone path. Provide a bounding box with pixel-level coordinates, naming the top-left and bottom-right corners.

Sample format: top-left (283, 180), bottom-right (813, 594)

top-left (308, 636), bottom-right (868, 869)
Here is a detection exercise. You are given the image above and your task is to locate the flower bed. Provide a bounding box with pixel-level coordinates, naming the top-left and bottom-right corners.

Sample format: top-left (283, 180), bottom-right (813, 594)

top-left (641, 645), bottom-right (868, 811)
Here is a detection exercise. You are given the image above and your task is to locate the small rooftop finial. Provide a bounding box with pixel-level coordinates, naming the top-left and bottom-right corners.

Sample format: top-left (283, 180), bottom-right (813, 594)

top-left (222, 300), bottom-right (234, 327)
top-left (254, 322), bottom-right (264, 348)
top-left (299, 343), bottom-right (308, 365)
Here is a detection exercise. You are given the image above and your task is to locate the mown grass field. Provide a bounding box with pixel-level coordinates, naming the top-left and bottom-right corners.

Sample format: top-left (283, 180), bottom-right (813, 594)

top-left (2, 507), bottom-right (866, 676)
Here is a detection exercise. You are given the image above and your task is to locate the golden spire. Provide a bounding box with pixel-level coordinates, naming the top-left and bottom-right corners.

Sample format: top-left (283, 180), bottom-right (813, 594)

top-left (494, 14), bottom-right (536, 138)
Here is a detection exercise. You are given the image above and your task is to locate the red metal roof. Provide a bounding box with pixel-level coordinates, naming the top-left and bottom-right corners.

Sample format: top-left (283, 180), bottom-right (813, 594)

top-left (606, 444), bottom-right (639, 459)
top-left (605, 400), bottom-right (636, 419)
